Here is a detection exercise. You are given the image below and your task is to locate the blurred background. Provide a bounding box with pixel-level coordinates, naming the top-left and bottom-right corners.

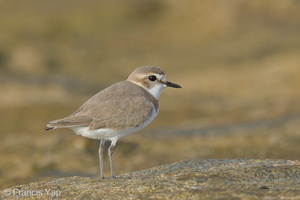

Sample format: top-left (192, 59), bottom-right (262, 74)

top-left (1, 0), bottom-right (300, 189)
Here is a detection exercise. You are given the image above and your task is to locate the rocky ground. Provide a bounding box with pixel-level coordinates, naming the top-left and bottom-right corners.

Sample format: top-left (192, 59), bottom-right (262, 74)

top-left (1, 159), bottom-right (300, 199)
top-left (1, 1), bottom-right (300, 199)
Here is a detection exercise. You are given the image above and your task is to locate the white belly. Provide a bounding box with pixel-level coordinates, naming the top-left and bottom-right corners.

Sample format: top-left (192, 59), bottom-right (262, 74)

top-left (71, 107), bottom-right (158, 141)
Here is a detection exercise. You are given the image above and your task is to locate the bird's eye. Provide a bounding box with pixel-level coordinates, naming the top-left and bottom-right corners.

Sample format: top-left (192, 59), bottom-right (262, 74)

top-left (148, 75), bottom-right (157, 82)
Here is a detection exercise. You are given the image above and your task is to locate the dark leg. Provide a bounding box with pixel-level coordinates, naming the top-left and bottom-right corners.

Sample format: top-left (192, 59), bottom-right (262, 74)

top-left (108, 140), bottom-right (117, 178)
top-left (99, 139), bottom-right (106, 179)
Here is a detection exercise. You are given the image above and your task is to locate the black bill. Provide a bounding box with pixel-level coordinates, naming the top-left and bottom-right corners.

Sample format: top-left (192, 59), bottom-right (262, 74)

top-left (165, 81), bottom-right (182, 88)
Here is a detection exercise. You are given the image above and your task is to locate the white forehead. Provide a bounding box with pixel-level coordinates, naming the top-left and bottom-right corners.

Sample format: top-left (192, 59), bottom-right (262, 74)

top-left (156, 74), bottom-right (166, 81)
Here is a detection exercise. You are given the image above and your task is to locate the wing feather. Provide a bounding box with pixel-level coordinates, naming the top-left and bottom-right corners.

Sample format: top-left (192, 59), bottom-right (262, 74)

top-left (45, 81), bottom-right (158, 131)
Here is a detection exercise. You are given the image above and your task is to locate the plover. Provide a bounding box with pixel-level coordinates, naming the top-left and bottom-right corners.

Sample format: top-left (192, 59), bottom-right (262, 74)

top-left (45, 66), bottom-right (181, 178)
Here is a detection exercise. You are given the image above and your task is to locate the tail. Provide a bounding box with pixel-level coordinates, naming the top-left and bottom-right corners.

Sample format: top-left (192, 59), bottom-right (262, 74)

top-left (44, 119), bottom-right (65, 131)
top-left (45, 124), bottom-right (55, 131)
top-left (45, 115), bottom-right (92, 131)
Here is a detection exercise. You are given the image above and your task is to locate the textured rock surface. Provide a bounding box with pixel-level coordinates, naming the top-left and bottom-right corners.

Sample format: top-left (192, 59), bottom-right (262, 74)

top-left (2, 159), bottom-right (300, 199)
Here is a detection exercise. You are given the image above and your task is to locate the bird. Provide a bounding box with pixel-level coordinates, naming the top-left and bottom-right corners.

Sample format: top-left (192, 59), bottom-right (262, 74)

top-left (45, 66), bottom-right (181, 179)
